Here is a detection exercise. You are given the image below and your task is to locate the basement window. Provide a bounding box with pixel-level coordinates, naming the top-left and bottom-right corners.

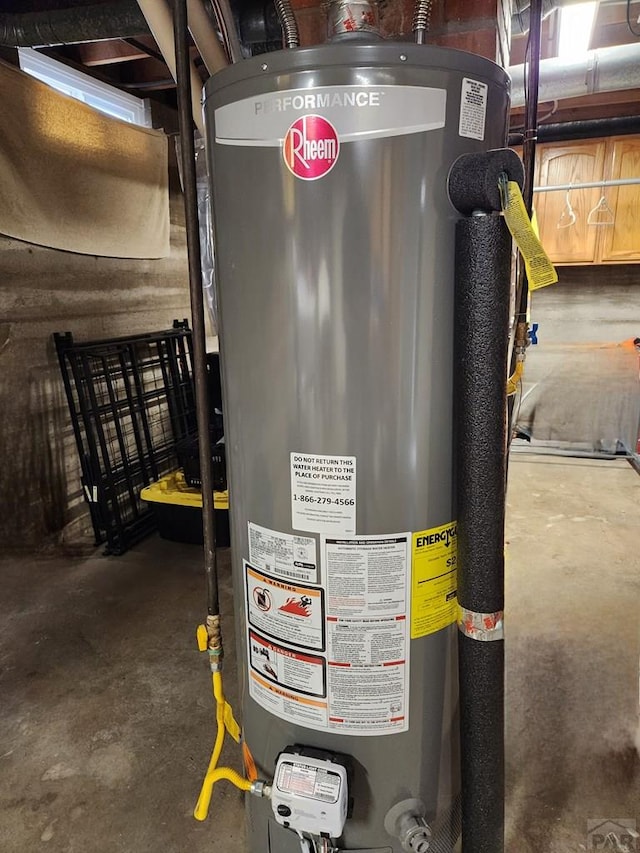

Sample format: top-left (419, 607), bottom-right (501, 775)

top-left (557, 2), bottom-right (598, 58)
top-left (18, 47), bottom-right (152, 128)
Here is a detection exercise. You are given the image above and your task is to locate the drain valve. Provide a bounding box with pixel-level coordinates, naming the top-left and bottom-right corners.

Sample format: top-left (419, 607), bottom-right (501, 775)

top-left (384, 799), bottom-right (432, 853)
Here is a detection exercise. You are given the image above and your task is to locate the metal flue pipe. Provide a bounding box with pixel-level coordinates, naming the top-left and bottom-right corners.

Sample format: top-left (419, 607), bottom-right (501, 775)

top-left (510, 43), bottom-right (640, 108)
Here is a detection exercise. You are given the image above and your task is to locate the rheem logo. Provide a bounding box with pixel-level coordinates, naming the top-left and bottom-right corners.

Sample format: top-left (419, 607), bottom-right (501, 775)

top-left (283, 114), bottom-right (340, 181)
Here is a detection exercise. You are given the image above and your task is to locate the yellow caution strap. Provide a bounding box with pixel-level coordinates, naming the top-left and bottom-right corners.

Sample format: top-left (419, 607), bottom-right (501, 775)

top-left (223, 702), bottom-right (241, 743)
top-left (531, 207), bottom-right (540, 239)
top-left (500, 179), bottom-right (558, 291)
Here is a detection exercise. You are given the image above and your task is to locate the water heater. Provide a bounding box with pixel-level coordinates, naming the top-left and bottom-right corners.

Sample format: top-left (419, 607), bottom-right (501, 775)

top-left (203, 42), bottom-right (510, 853)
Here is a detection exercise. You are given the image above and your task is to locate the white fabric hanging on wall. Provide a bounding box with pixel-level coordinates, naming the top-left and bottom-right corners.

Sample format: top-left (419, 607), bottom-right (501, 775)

top-left (0, 60), bottom-right (170, 259)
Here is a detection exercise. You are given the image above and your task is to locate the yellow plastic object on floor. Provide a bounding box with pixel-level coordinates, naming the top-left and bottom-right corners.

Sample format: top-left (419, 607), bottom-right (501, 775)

top-left (140, 470), bottom-right (228, 510)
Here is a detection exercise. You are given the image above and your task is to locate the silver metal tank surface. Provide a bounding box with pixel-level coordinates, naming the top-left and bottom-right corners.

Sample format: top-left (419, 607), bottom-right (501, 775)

top-left (204, 43), bottom-right (510, 853)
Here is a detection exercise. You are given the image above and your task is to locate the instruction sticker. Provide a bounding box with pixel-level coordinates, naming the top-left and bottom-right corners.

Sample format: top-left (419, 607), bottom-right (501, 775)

top-left (323, 534), bottom-right (411, 735)
top-left (248, 522), bottom-right (318, 584)
top-left (501, 180), bottom-right (558, 290)
top-left (245, 534), bottom-right (411, 736)
top-left (249, 670), bottom-right (328, 730)
top-left (324, 536), bottom-right (409, 618)
top-left (411, 521), bottom-right (458, 639)
top-left (459, 78), bottom-right (487, 141)
top-left (245, 562), bottom-right (325, 651)
top-left (290, 453), bottom-right (356, 536)
top-left (249, 630), bottom-right (326, 698)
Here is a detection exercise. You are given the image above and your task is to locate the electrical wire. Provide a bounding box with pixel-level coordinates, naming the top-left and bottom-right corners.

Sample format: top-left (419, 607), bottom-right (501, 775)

top-left (297, 831), bottom-right (312, 853)
top-left (627, 0), bottom-right (640, 37)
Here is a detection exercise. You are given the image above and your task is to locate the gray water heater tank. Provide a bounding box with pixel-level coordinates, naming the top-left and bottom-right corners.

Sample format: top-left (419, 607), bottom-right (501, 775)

top-left (203, 43), bottom-right (510, 853)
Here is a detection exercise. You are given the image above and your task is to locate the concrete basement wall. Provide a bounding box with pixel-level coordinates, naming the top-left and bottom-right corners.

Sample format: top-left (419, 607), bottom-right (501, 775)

top-left (0, 159), bottom-right (191, 553)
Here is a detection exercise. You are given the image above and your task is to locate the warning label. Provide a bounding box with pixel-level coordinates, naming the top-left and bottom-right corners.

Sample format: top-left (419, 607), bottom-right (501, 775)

top-left (290, 453), bottom-right (356, 536)
top-left (249, 670), bottom-right (328, 729)
top-left (459, 77), bottom-right (488, 141)
top-left (248, 521), bottom-right (318, 584)
top-left (323, 534), bottom-right (411, 735)
top-left (249, 630), bottom-right (326, 698)
top-left (501, 181), bottom-right (558, 291)
top-left (245, 533), bottom-right (411, 736)
top-left (411, 521), bottom-right (458, 639)
top-left (245, 562), bottom-right (325, 651)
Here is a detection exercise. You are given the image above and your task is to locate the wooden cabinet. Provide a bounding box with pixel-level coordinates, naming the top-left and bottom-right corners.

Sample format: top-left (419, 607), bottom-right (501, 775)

top-left (531, 135), bottom-right (640, 265)
top-left (534, 141), bottom-right (607, 264)
top-left (599, 138), bottom-right (640, 262)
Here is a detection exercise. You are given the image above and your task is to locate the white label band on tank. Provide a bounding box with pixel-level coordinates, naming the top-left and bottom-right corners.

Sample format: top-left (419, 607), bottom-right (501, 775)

top-left (214, 85), bottom-right (447, 147)
top-left (290, 453), bottom-right (356, 537)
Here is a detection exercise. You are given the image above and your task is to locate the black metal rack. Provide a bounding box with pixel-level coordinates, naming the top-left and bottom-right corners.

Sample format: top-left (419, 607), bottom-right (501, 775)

top-left (54, 321), bottom-right (196, 554)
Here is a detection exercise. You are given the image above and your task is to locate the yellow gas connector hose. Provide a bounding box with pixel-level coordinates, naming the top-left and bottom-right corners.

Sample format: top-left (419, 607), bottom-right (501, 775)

top-left (507, 360), bottom-right (524, 396)
top-left (194, 767), bottom-right (253, 821)
top-left (194, 627), bottom-right (254, 821)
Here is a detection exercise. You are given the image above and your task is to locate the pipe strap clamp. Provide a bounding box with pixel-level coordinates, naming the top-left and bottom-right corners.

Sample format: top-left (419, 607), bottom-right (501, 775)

top-left (457, 606), bottom-right (504, 641)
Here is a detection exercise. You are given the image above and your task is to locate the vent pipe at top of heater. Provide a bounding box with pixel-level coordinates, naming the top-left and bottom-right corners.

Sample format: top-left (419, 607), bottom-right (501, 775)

top-left (327, 0), bottom-right (380, 38)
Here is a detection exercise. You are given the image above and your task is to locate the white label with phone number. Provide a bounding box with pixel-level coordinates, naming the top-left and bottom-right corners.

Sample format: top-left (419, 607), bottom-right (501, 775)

top-left (290, 453), bottom-right (356, 536)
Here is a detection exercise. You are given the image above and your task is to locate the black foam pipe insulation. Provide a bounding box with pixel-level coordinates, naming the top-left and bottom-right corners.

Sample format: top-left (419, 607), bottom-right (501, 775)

top-left (454, 212), bottom-right (511, 853)
top-left (448, 148), bottom-right (525, 216)
top-left (509, 115), bottom-right (640, 146)
top-left (0, 2), bottom-right (149, 48)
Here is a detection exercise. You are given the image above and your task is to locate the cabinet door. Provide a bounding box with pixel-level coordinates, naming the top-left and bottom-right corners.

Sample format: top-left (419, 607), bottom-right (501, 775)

top-left (535, 141), bottom-right (607, 264)
top-left (599, 137), bottom-right (640, 262)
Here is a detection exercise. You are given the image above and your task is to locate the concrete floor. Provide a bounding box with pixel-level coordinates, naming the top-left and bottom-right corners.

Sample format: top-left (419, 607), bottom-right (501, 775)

top-left (0, 456), bottom-right (638, 853)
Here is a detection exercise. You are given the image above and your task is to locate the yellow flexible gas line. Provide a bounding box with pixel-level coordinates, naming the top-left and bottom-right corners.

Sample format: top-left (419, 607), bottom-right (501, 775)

top-left (194, 767), bottom-right (253, 821)
top-left (507, 360), bottom-right (524, 396)
top-left (200, 673), bottom-right (225, 778)
top-left (194, 630), bottom-right (252, 821)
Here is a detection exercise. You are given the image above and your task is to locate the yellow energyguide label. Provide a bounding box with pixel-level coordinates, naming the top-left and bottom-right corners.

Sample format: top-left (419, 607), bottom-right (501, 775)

top-left (411, 521), bottom-right (458, 639)
top-left (502, 180), bottom-right (558, 291)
